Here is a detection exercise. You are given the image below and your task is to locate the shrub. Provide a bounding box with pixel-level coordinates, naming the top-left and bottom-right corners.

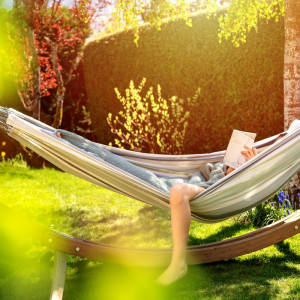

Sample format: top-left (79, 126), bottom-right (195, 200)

top-left (236, 191), bottom-right (299, 228)
top-left (107, 78), bottom-right (200, 154)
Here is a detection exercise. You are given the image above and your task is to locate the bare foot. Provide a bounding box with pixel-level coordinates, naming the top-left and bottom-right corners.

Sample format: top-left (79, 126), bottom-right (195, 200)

top-left (56, 132), bottom-right (61, 138)
top-left (155, 263), bottom-right (187, 285)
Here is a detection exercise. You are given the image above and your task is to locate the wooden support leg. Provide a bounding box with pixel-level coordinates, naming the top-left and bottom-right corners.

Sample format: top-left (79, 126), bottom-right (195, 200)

top-left (49, 251), bottom-right (66, 300)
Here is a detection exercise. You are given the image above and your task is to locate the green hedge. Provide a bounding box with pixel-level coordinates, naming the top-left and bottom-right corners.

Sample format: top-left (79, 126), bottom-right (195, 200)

top-left (83, 9), bottom-right (284, 154)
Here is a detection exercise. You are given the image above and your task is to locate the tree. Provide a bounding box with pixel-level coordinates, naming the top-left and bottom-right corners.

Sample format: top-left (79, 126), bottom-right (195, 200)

top-left (113, 0), bottom-right (193, 44)
top-left (10, 0), bottom-right (95, 126)
top-left (1, 0), bottom-right (110, 166)
top-left (283, 0), bottom-right (300, 205)
top-left (3, 0), bottom-right (112, 126)
top-left (283, 0), bottom-right (300, 130)
top-left (113, 0), bottom-right (300, 203)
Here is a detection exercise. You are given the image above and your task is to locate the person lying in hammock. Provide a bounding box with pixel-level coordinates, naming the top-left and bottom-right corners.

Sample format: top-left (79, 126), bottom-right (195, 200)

top-left (56, 131), bottom-right (258, 285)
top-left (154, 145), bottom-right (258, 285)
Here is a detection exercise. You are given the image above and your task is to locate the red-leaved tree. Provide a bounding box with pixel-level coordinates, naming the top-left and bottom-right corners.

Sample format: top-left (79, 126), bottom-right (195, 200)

top-left (1, 0), bottom-right (111, 166)
top-left (11, 0), bottom-right (110, 127)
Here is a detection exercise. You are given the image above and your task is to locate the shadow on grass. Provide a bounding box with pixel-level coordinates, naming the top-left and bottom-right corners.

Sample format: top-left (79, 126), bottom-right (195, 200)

top-left (49, 204), bottom-right (172, 245)
top-left (200, 248), bottom-right (300, 299)
top-left (99, 206), bottom-right (172, 244)
top-left (188, 222), bottom-right (251, 246)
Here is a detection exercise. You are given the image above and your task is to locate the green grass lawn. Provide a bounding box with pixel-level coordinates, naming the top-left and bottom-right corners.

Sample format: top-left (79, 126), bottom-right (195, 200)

top-left (0, 162), bottom-right (299, 300)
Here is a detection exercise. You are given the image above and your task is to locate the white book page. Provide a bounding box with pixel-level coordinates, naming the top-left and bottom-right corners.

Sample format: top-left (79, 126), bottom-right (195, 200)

top-left (223, 130), bottom-right (256, 169)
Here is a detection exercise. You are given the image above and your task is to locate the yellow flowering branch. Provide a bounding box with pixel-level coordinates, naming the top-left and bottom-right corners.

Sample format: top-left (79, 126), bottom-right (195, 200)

top-left (107, 78), bottom-right (200, 154)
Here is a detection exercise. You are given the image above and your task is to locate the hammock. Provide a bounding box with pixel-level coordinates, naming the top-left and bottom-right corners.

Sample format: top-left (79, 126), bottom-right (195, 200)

top-left (0, 106), bottom-right (300, 223)
top-left (1, 106), bottom-right (300, 300)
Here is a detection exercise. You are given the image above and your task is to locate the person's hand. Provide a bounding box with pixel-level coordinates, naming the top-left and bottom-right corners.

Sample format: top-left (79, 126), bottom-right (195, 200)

top-left (226, 145), bottom-right (257, 176)
top-left (56, 132), bottom-right (61, 138)
top-left (241, 145), bottom-right (257, 162)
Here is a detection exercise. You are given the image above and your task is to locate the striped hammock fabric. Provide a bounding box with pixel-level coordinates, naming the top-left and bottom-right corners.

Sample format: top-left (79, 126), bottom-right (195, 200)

top-left (0, 106), bottom-right (299, 223)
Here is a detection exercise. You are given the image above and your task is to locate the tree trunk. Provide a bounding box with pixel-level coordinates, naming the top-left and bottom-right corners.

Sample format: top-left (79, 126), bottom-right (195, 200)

top-left (28, 28), bottom-right (41, 120)
top-left (26, 27), bottom-right (45, 168)
top-left (284, 0), bottom-right (300, 207)
top-left (46, 39), bottom-right (65, 129)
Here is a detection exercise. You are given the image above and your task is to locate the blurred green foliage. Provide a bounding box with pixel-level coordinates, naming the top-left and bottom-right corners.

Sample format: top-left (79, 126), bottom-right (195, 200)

top-left (0, 8), bottom-right (25, 109)
top-left (0, 9), bottom-right (11, 106)
top-left (114, 0), bottom-right (192, 45)
top-left (113, 0), bottom-right (284, 48)
top-left (84, 9), bottom-right (284, 154)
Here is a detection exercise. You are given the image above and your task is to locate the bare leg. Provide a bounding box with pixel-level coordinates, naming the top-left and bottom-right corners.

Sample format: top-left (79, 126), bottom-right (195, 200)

top-left (156, 183), bottom-right (205, 285)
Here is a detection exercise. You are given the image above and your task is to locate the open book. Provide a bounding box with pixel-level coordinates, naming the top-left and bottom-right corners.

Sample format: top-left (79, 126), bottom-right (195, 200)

top-left (223, 130), bottom-right (256, 169)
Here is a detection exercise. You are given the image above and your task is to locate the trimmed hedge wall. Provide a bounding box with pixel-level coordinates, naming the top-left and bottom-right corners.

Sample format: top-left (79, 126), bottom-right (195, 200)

top-left (83, 10), bottom-right (284, 154)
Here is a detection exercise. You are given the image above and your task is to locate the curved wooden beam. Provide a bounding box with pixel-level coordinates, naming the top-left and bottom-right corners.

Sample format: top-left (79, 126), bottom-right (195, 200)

top-left (0, 203), bottom-right (299, 267)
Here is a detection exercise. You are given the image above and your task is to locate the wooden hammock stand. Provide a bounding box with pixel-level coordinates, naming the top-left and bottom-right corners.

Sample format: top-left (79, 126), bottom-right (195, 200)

top-left (0, 203), bottom-right (299, 300)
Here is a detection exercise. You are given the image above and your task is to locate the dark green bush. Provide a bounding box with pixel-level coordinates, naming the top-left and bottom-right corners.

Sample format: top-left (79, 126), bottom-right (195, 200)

top-left (83, 9), bottom-right (284, 153)
top-left (236, 191), bottom-right (299, 228)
